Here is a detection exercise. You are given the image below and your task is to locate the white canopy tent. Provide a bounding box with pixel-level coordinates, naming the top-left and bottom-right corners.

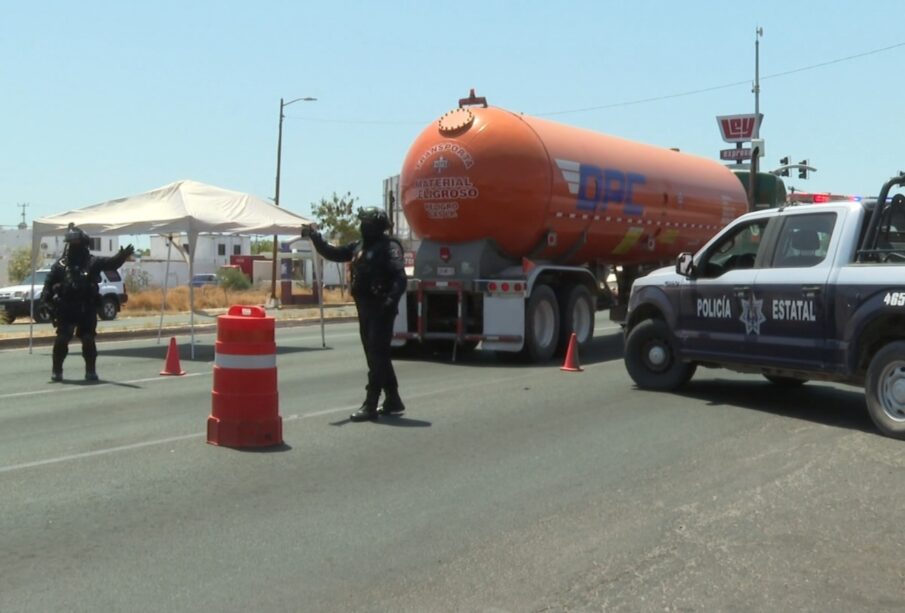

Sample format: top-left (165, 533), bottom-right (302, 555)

top-left (30, 179), bottom-right (313, 356)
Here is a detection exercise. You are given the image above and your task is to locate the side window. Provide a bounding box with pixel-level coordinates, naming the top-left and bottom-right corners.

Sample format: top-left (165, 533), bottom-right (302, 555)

top-left (105, 270), bottom-right (122, 282)
top-left (697, 219), bottom-right (768, 278)
top-left (772, 212), bottom-right (837, 268)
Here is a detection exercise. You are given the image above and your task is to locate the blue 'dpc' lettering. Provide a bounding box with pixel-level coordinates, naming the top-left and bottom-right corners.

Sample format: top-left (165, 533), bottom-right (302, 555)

top-left (576, 164), bottom-right (645, 216)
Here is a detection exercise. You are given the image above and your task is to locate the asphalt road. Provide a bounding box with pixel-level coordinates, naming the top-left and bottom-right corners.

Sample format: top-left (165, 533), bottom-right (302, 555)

top-left (1, 320), bottom-right (904, 612)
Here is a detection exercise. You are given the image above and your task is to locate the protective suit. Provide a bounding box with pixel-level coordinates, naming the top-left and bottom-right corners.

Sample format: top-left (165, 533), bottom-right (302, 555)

top-left (42, 224), bottom-right (134, 382)
top-left (305, 207), bottom-right (407, 421)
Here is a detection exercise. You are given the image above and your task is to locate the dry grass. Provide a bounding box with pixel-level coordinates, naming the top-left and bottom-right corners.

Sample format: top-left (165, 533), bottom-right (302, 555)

top-left (122, 286), bottom-right (350, 315)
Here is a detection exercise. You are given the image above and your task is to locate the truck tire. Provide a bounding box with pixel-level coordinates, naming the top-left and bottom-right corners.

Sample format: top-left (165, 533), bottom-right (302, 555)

top-left (865, 341), bottom-right (905, 439)
top-left (1, 311), bottom-right (14, 324)
top-left (522, 284), bottom-right (560, 362)
top-left (33, 304), bottom-right (53, 324)
top-left (624, 319), bottom-right (696, 390)
top-left (98, 296), bottom-right (119, 321)
top-left (559, 284), bottom-right (595, 353)
top-left (763, 375), bottom-right (807, 387)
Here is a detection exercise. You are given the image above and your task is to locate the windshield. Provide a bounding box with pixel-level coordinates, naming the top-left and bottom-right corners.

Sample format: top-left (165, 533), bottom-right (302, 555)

top-left (18, 270), bottom-right (49, 286)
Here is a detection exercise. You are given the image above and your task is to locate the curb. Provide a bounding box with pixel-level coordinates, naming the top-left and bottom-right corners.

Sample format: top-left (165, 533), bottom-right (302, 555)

top-left (0, 315), bottom-right (360, 350)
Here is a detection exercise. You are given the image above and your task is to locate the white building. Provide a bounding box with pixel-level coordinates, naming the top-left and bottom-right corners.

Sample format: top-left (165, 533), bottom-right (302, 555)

top-left (120, 233), bottom-right (255, 288)
top-left (0, 225), bottom-right (120, 286)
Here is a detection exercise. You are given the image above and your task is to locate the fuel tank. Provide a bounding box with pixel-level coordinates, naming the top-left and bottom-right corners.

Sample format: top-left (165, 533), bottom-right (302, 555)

top-left (400, 102), bottom-right (748, 266)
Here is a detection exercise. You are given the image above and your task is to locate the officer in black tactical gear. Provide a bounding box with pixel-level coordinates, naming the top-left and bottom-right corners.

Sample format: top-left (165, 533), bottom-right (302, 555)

top-left (42, 223), bottom-right (135, 382)
top-left (302, 207), bottom-right (408, 422)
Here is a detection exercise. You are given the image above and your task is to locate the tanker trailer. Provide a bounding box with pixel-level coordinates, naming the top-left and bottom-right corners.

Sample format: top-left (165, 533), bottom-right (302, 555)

top-left (393, 91), bottom-right (749, 362)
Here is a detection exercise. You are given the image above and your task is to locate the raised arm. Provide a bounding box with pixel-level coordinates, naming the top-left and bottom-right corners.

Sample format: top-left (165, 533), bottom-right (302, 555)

top-left (305, 227), bottom-right (357, 263)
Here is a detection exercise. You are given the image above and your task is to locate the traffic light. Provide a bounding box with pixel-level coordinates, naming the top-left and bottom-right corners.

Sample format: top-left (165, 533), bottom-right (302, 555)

top-left (779, 156), bottom-right (790, 176)
top-left (798, 159), bottom-right (809, 180)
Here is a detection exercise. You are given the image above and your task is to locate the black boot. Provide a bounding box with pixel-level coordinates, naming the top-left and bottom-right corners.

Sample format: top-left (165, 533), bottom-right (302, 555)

top-left (84, 355), bottom-right (98, 382)
top-left (350, 402), bottom-right (378, 422)
top-left (51, 360), bottom-right (63, 382)
top-left (378, 391), bottom-right (406, 415)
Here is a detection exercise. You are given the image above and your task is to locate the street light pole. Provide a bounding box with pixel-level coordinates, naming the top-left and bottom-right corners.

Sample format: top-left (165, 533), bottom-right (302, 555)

top-left (271, 95), bottom-right (316, 307)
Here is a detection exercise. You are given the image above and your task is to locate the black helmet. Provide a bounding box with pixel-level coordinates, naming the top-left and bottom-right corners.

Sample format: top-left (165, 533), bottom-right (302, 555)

top-left (357, 207), bottom-right (390, 232)
top-left (64, 223), bottom-right (90, 245)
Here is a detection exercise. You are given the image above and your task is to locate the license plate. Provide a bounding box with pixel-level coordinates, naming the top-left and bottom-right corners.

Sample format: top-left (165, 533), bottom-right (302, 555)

top-left (437, 266), bottom-right (455, 276)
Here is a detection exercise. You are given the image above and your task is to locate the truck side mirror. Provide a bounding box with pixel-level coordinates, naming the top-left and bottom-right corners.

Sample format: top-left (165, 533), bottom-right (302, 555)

top-left (675, 252), bottom-right (695, 278)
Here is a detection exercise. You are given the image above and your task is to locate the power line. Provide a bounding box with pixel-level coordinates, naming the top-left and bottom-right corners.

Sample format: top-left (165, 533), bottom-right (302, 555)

top-left (536, 40), bottom-right (905, 117)
top-left (284, 40), bottom-right (905, 125)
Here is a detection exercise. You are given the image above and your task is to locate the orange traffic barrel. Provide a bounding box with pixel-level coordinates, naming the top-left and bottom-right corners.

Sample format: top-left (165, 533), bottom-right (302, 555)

top-left (207, 305), bottom-right (282, 447)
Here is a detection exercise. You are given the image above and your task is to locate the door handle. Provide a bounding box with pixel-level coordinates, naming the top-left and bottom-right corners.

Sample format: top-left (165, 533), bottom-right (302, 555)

top-left (802, 285), bottom-right (822, 296)
top-left (733, 285), bottom-right (751, 296)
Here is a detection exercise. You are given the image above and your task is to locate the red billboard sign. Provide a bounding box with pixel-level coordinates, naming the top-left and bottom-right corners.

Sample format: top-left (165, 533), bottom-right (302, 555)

top-left (716, 113), bottom-right (763, 143)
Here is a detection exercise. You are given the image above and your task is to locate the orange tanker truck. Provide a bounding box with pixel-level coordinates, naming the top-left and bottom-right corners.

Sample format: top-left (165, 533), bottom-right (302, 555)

top-left (393, 91), bottom-right (768, 361)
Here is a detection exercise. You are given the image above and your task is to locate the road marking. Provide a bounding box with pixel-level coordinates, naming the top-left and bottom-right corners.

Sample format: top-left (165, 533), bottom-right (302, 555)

top-left (0, 371), bottom-right (552, 475)
top-left (0, 324), bottom-right (620, 400)
top-left (0, 372), bottom-right (206, 400)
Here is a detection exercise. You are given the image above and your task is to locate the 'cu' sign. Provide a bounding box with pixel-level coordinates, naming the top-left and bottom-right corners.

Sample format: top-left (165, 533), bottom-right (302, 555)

top-left (716, 113), bottom-right (763, 143)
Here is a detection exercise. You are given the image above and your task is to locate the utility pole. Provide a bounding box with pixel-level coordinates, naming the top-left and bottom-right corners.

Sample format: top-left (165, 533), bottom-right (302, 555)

top-left (270, 96), bottom-right (317, 307)
top-left (17, 202), bottom-right (29, 230)
top-left (753, 26), bottom-right (762, 139)
top-left (748, 27), bottom-right (764, 210)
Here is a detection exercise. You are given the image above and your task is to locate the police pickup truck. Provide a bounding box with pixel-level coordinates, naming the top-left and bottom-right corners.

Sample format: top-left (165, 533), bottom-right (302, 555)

top-left (623, 173), bottom-right (905, 439)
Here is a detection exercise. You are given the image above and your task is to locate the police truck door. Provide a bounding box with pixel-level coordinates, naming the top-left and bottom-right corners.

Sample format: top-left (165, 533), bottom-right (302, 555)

top-left (678, 218), bottom-right (768, 361)
top-left (747, 210), bottom-right (838, 369)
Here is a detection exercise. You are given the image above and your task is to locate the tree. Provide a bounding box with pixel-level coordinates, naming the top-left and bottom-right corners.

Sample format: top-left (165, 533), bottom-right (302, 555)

top-left (311, 192), bottom-right (360, 244)
top-left (7, 247), bottom-right (33, 284)
top-left (251, 239), bottom-right (274, 255)
top-left (217, 266), bottom-right (251, 292)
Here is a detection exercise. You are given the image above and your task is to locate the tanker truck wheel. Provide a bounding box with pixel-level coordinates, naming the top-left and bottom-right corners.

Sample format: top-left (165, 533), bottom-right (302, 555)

top-left (624, 318), bottom-right (696, 390)
top-left (558, 284), bottom-right (595, 354)
top-left (522, 284), bottom-right (560, 362)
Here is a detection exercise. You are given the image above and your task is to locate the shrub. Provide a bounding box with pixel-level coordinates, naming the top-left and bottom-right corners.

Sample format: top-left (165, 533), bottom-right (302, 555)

top-left (7, 247), bottom-right (33, 284)
top-left (217, 267), bottom-right (251, 291)
top-left (124, 268), bottom-right (152, 293)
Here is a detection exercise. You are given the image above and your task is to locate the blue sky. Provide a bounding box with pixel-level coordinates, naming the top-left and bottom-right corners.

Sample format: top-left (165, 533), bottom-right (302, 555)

top-left (3, 1), bottom-right (904, 239)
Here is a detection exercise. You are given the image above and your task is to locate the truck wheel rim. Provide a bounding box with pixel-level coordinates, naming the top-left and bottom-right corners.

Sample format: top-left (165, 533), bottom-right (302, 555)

top-left (535, 301), bottom-right (555, 347)
top-left (878, 361), bottom-right (905, 423)
top-left (572, 299), bottom-right (592, 342)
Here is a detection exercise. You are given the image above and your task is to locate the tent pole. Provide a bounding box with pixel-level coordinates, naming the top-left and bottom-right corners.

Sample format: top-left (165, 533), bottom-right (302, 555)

top-left (189, 235), bottom-right (196, 360)
top-left (311, 243), bottom-right (325, 348)
top-left (158, 235), bottom-right (173, 344)
top-left (27, 249), bottom-right (37, 355)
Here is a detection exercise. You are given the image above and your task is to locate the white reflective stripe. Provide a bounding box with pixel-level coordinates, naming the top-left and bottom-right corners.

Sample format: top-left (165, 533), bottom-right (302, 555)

top-left (214, 353), bottom-right (276, 369)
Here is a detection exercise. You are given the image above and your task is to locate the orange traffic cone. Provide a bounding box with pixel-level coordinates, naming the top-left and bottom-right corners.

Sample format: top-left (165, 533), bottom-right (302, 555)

top-left (560, 332), bottom-right (583, 372)
top-left (160, 337), bottom-right (186, 376)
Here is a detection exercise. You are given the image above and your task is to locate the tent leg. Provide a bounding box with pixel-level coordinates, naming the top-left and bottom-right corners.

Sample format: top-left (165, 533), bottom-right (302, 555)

top-left (27, 258), bottom-right (36, 355)
top-left (158, 235), bottom-right (173, 345)
top-left (189, 248), bottom-right (195, 360)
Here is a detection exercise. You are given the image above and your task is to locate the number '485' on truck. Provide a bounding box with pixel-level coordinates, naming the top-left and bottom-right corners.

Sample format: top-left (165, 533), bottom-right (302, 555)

top-left (623, 173), bottom-right (905, 439)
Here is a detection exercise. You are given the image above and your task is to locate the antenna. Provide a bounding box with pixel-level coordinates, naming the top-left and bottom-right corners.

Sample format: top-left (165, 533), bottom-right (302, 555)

top-left (17, 202), bottom-right (29, 230)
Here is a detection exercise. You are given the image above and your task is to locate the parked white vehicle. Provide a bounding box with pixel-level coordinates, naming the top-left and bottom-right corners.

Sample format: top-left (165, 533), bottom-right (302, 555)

top-left (0, 268), bottom-right (128, 324)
